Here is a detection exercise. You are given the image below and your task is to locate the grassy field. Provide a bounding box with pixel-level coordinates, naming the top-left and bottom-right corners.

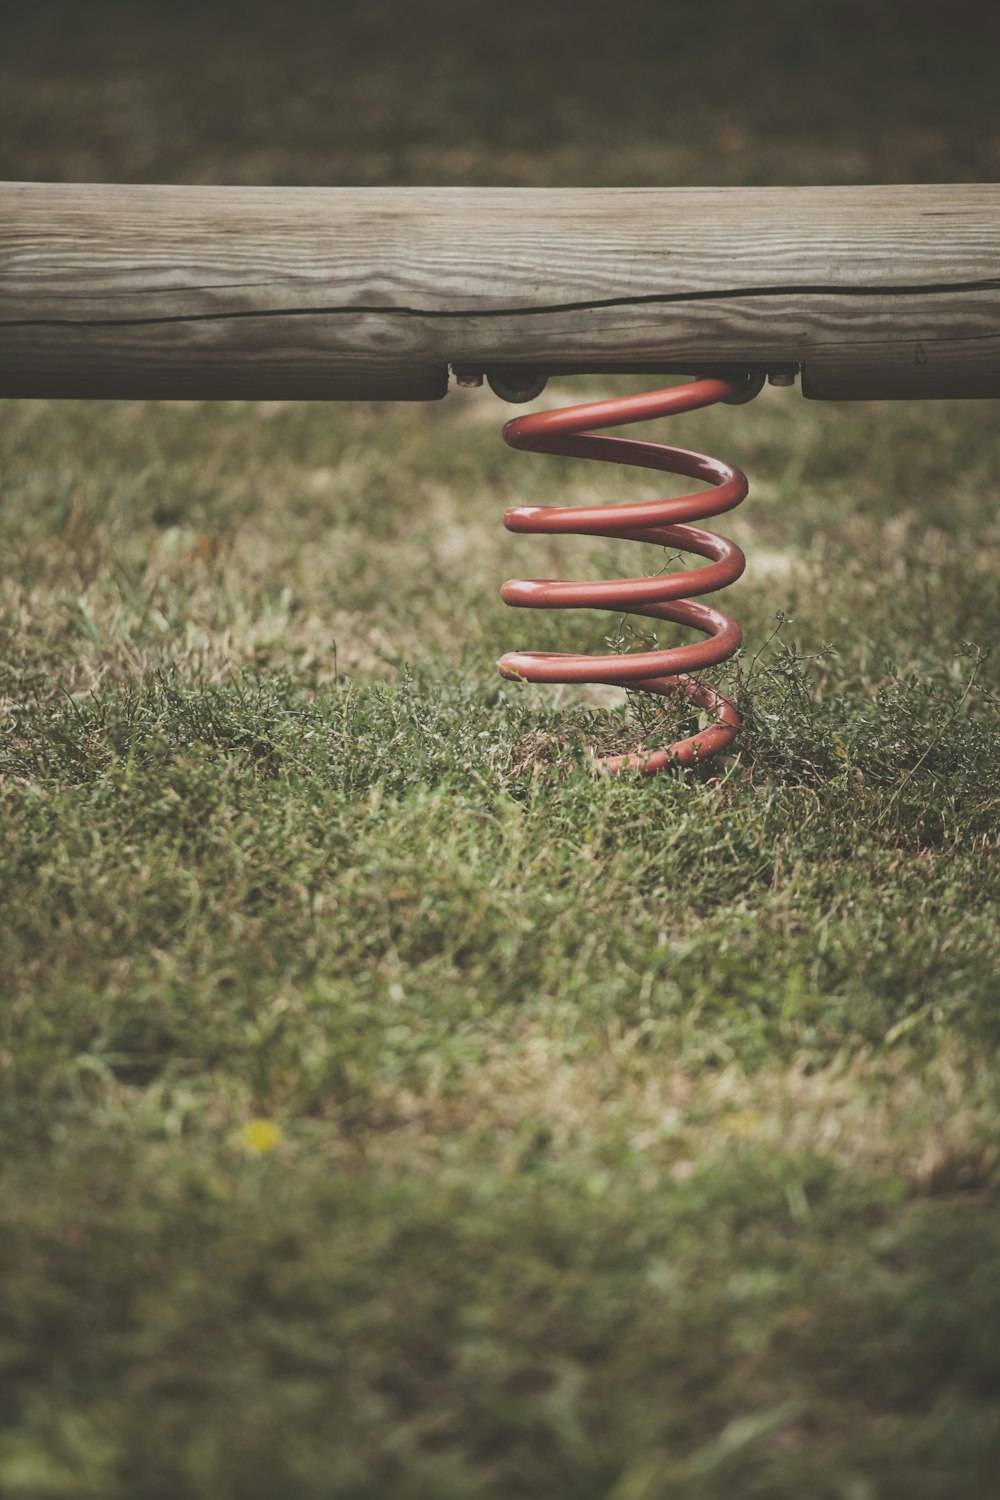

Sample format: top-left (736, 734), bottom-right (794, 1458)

top-left (2, 4), bottom-right (1000, 1497)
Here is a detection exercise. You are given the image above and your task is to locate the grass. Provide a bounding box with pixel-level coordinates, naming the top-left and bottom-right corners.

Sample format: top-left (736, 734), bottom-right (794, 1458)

top-left (2, 3), bottom-right (1000, 1496)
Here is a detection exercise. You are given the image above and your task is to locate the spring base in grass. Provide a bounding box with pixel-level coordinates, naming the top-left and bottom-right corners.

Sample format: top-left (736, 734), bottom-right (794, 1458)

top-left (498, 377), bottom-right (752, 776)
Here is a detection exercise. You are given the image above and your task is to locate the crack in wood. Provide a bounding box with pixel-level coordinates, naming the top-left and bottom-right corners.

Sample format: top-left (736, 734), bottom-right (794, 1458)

top-left (3, 279), bottom-right (999, 329)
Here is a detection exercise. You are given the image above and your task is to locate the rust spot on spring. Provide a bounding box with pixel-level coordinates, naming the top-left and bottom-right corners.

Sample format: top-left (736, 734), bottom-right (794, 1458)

top-left (498, 377), bottom-right (750, 776)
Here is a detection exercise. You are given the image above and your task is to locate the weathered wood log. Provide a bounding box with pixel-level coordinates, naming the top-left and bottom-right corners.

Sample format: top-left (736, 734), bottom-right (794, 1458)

top-left (1, 183), bottom-right (998, 401)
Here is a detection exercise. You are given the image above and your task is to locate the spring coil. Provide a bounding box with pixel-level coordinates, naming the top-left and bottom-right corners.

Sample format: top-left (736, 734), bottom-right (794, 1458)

top-left (498, 376), bottom-right (750, 775)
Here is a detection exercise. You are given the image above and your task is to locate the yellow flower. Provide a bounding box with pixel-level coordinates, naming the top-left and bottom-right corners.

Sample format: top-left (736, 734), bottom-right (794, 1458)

top-left (724, 1109), bottom-right (766, 1140)
top-left (240, 1118), bottom-right (283, 1155)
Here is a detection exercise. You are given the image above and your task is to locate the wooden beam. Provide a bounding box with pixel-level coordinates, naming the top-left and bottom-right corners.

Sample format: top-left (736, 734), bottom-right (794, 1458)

top-left (1, 183), bottom-right (998, 401)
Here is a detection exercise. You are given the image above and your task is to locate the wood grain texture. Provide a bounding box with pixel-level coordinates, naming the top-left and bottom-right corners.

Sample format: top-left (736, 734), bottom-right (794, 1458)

top-left (1, 183), bottom-right (998, 400)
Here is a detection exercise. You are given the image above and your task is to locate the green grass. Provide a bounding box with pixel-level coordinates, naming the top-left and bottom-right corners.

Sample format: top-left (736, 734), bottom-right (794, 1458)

top-left (2, 387), bottom-right (998, 1498)
top-left (2, 3), bottom-right (1000, 1496)
top-left (4, 0), bottom-right (1000, 187)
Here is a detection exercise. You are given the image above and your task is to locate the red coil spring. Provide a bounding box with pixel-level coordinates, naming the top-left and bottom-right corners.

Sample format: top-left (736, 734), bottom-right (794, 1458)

top-left (499, 377), bottom-right (750, 776)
